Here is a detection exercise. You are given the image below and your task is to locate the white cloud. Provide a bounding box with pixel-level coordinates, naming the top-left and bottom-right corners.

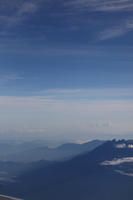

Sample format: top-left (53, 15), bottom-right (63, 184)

top-left (0, 195), bottom-right (22, 200)
top-left (101, 157), bottom-right (133, 166)
top-left (128, 144), bottom-right (133, 148)
top-left (115, 170), bottom-right (133, 177)
top-left (116, 143), bottom-right (133, 149)
top-left (116, 143), bottom-right (126, 148)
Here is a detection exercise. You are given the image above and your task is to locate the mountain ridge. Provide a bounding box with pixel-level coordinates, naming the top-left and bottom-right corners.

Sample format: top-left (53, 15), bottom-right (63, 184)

top-left (1, 139), bottom-right (133, 200)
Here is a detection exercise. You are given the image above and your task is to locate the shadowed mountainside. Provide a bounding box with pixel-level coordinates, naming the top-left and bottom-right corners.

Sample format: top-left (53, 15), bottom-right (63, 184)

top-left (1, 140), bottom-right (133, 200)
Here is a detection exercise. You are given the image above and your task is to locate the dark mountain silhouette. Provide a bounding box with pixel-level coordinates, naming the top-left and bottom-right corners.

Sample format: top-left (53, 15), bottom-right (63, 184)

top-left (1, 140), bottom-right (133, 200)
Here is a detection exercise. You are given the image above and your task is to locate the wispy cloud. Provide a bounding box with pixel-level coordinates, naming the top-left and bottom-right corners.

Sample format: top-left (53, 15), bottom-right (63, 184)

top-left (0, 95), bottom-right (133, 112)
top-left (0, 0), bottom-right (133, 43)
top-left (0, 0), bottom-right (41, 31)
top-left (65, 0), bottom-right (133, 40)
top-left (99, 19), bottom-right (133, 40)
top-left (66, 0), bottom-right (133, 12)
top-left (99, 26), bottom-right (126, 40)
top-left (115, 170), bottom-right (133, 177)
top-left (6, 2), bottom-right (38, 27)
top-left (0, 74), bottom-right (23, 85)
top-left (36, 88), bottom-right (133, 100)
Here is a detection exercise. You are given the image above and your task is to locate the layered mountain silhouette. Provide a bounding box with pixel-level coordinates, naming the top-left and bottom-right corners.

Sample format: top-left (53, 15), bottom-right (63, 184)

top-left (0, 140), bottom-right (103, 162)
top-left (1, 140), bottom-right (133, 200)
top-left (0, 140), bottom-right (103, 184)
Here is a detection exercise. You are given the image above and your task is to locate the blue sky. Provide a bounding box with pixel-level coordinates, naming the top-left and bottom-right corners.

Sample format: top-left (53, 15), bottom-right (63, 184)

top-left (0, 0), bottom-right (133, 143)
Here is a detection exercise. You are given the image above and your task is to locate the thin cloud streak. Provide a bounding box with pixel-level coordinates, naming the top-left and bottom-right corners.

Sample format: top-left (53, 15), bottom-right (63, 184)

top-left (0, 96), bottom-right (133, 111)
top-left (36, 88), bottom-right (133, 99)
top-left (0, 0), bottom-right (133, 43)
top-left (66, 0), bottom-right (133, 12)
top-left (99, 19), bottom-right (133, 40)
top-left (101, 157), bottom-right (133, 165)
top-left (65, 0), bottom-right (133, 40)
top-left (0, 74), bottom-right (23, 85)
top-left (0, 0), bottom-right (41, 32)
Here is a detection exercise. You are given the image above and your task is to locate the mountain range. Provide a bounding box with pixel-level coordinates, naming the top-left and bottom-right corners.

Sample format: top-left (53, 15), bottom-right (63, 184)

top-left (0, 140), bottom-right (104, 162)
top-left (0, 140), bottom-right (103, 183)
top-left (1, 139), bottom-right (133, 200)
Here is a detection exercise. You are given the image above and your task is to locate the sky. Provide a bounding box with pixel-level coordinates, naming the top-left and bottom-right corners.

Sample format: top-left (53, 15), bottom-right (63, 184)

top-left (0, 0), bottom-right (133, 143)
